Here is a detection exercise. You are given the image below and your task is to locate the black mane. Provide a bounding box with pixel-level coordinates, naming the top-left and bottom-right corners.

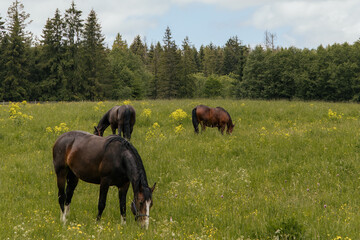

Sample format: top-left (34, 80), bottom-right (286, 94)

top-left (97, 109), bottom-right (111, 129)
top-left (104, 135), bottom-right (150, 197)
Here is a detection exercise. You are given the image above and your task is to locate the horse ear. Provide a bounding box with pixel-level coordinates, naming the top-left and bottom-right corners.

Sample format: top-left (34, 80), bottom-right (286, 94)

top-left (151, 182), bottom-right (156, 192)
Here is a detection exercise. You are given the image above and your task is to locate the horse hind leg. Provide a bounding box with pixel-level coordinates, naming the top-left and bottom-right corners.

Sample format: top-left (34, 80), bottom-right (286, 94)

top-left (55, 167), bottom-right (67, 223)
top-left (97, 179), bottom-right (110, 221)
top-left (63, 170), bottom-right (79, 222)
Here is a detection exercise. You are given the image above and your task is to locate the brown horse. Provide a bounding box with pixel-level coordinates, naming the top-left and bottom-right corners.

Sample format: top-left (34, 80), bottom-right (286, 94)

top-left (192, 105), bottom-right (235, 134)
top-left (52, 131), bottom-right (156, 228)
top-left (94, 105), bottom-right (136, 140)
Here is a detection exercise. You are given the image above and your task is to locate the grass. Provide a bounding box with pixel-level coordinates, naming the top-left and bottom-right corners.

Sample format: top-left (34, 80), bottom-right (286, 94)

top-left (0, 99), bottom-right (359, 239)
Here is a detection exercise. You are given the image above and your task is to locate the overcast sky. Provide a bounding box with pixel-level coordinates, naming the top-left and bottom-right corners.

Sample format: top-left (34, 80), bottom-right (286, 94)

top-left (1, 0), bottom-right (360, 49)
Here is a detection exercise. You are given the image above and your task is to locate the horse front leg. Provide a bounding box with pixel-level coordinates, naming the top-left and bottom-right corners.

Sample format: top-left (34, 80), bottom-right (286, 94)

top-left (220, 125), bottom-right (226, 135)
top-left (118, 182), bottom-right (130, 225)
top-left (200, 122), bottom-right (206, 132)
top-left (97, 180), bottom-right (110, 221)
top-left (118, 124), bottom-right (123, 137)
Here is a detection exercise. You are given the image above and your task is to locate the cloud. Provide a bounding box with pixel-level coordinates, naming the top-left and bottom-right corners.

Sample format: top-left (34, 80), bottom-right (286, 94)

top-left (248, 0), bottom-right (360, 47)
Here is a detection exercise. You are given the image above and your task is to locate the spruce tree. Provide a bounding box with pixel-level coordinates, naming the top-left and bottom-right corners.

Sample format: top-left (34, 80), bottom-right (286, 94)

top-left (81, 9), bottom-right (108, 100)
top-left (130, 35), bottom-right (146, 63)
top-left (39, 9), bottom-right (66, 100)
top-left (147, 42), bottom-right (162, 99)
top-left (158, 26), bottom-right (180, 98)
top-left (178, 36), bottom-right (196, 98)
top-left (2, 0), bottom-right (32, 101)
top-left (63, 1), bottom-right (83, 100)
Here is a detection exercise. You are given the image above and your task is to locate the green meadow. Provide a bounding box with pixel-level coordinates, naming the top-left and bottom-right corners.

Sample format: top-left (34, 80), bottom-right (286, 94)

top-left (0, 99), bottom-right (359, 239)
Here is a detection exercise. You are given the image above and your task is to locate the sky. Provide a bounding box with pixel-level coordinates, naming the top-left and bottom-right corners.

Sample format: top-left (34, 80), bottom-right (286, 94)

top-left (1, 0), bottom-right (360, 49)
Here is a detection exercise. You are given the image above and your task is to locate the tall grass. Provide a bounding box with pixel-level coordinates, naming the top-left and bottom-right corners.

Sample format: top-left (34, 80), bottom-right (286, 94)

top-left (0, 99), bottom-right (359, 239)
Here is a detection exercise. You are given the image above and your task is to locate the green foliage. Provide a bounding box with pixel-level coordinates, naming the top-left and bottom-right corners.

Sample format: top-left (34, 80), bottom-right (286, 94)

top-left (2, 2), bottom-right (360, 101)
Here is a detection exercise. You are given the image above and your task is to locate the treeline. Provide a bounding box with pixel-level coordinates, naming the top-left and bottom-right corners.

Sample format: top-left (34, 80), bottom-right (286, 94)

top-left (1, 1), bottom-right (360, 102)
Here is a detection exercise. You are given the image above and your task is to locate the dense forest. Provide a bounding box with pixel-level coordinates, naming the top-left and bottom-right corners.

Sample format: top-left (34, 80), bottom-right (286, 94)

top-left (1, 0), bottom-right (360, 102)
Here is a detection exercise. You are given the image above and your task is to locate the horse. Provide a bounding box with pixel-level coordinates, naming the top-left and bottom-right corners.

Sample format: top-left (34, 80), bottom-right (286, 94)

top-left (52, 131), bottom-right (156, 229)
top-left (192, 105), bottom-right (235, 134)
top-left (94, 105), bottom-right (136, 140)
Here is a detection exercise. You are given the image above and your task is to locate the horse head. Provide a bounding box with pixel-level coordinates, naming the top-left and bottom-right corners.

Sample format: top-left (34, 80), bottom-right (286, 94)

top-left (131, 183), bottom-right (156, 229)
top-left (228, 122), bottom-right (235, 134)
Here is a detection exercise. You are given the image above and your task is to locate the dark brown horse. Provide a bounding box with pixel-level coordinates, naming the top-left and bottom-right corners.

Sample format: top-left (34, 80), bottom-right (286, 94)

top-left (94, 105), bottom-right (136, 140)
top-left (192, 105), bottom-right (235, 134)
top-left (52, 131), bottom-right (155, 228)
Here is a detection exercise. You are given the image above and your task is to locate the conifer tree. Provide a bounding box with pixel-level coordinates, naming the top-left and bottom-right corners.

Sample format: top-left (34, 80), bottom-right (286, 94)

top-left (39, 9), bottom-right (66, 100)
top-left (63, 1), bottom-right (83, 100)
top-left (147, 42), bottom-right (162, 98)
top-left (158, 26), bottom-right (180, 98)
top-left (0, 15), bottom-right (6, 99)
top-left (130, 35), bottom-right (147, 63)
top-left (81, 9), bottom-right (108, 100)
top-left (178, 36), bottom-right (196, 98)
top-left (2, 0), bottom-right (32, 101)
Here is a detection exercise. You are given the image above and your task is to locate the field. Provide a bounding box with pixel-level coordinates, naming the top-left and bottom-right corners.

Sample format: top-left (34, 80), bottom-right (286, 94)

top-left (0, 99), bottom-right (359, 239)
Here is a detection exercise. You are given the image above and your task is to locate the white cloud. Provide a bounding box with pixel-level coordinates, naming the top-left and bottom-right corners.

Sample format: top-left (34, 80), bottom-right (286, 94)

top-left (248, 0), bottom-right (360, 47)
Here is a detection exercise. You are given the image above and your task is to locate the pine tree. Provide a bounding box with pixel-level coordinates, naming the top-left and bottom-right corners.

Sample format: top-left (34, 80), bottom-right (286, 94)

top-left (0, 15), bottom-right (6, 99)
top-left (39, 9), bottom-right (66, 100)
top-left (158, 26), bottom-right (180, 98)
top-left (178, 36), bottom-right (196, 98)
top-left (147, 42), bottom-right (162, 99)
top-left (112, 33), bottom-right (128, 50)
top-left (63, 1), bottom-right (83, 100)
top-left (130, 35), bottom-right (147, 63)
top-left (2, 0), bottom-right (32, 101)
top-left (81, 9), bottom-right (109, 100)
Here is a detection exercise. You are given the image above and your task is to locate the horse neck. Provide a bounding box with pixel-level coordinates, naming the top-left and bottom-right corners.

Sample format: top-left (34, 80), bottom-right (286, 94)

top-left (97, 112), bottom-right (110, 132)
top-left (124, 144), bottom-right (149, 195)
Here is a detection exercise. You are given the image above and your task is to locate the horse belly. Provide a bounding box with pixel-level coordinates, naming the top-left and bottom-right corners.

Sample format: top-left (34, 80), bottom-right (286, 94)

top-left (66, 150), bottom-right (102, 184)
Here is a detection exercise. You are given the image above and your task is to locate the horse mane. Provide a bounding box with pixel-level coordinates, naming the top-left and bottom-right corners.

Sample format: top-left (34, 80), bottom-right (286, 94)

top-left (216, 107), bottom-right (232, 120)
top-left (104, 135), bottom-right (150, 196)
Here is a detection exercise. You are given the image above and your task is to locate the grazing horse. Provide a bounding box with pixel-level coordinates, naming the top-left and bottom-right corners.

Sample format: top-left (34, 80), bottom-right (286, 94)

top-left (52, 131), bottom-right (156, 229)
top-left (94, 105), bottom-right (136, 140)
top-left (192, 105), bottom-right (235, 134)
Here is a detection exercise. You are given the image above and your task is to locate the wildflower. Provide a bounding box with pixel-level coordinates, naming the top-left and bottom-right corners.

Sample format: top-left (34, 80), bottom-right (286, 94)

top-left (123, 100), bottom-right (131, 105)
top-left (140, 108), bottom-right (152, 119)
top-left (169, 109), bottom-right (188, 123)
top-left (94, 101), bottom-right (105, 112)
top-left (145, 122), bottom-right (165, 141)
top-left (174, 124), bottom-right (185, 134)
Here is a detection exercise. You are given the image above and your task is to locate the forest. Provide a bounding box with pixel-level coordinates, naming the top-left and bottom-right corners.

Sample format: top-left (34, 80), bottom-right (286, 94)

top-left (1, 0), bottom-right (360, 102)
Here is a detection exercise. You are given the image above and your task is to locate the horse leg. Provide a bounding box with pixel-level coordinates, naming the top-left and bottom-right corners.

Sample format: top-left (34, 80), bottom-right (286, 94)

top-left (220, 125), bottom-right (226, 135)
top-left (111, 126), bottom-right (116, 135)
top-left (200, 122), bottom-right (206, 132)
top-left (97, 179), bottom-right (110, 221)
top-left (118, 182), bottom-right (130, 224)
top-left (63, 170), bottom-right (79, 221)
top-left (118, 124), bottom-right (123, 138)
top-left (56, 167), bottom-right (67, 223)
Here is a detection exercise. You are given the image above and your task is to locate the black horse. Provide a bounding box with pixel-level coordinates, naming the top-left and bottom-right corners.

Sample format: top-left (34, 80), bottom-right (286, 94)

top-left (94, 105), bottom-right (136, 140)
top-left (52, 131), bottom-right (156, 228)
top-left (192, 105), bottom-right (235, 134)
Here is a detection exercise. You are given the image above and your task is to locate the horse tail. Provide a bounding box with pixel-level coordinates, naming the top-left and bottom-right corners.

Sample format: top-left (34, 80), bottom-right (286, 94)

top-left (123, 106), bottom-right (131, 140)
top-left (192, 107), bottom-right (199, 134)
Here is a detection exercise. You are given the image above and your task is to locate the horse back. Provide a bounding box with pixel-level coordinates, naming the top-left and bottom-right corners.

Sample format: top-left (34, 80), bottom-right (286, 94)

top-left (195, 105), bottom-right (211, 121)
top-left (53, 131), bottom-right (107, 184)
